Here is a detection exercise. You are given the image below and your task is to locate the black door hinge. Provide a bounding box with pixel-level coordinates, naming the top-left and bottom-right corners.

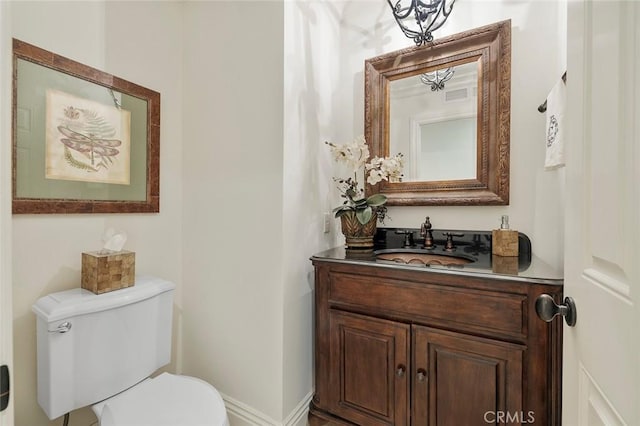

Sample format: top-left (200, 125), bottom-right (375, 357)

top-left (0, 365), bottom-right (9, 411)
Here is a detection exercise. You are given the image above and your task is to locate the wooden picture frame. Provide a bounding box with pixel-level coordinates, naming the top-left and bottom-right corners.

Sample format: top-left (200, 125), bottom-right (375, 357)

top-left (12, 39), bottom-right (160, 214)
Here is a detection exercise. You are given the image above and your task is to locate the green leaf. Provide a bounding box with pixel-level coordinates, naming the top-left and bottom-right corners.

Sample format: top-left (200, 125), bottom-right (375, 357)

top-left (353, 198), bottom-right (368, 207)
top-left (366, 193), bottom-right (387, 206)
top-left (333, 205), bottom-right (353, 218)
top-left (356, 206), bottom-right (373, 225)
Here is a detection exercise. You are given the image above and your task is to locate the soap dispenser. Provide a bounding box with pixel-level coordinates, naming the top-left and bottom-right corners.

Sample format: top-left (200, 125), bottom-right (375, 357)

top-left (492, 215), bottom-right (519, 257)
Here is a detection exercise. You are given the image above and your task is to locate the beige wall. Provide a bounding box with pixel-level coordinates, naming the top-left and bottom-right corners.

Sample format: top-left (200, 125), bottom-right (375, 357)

top-left (8, 1), bottom-right (294, 424)
top-left (10, 2), bottom-right (184, 425)
top-left (181, 1), bottom-right (286, 423)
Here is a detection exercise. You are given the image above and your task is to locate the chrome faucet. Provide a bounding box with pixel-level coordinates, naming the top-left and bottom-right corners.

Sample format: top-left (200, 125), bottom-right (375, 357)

top-left (420, 217), bottom-right (435, 249)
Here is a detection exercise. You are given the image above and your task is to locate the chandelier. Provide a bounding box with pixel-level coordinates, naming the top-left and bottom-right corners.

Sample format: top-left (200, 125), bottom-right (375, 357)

top-left (420, 67), bottom-right (454, 91)
top-left (387, 0), bottom-right (456, 46)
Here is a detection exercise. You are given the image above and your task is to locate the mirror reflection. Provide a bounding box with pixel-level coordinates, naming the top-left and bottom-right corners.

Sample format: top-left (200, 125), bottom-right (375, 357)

top-left (389, 61), bottom-right (478, 182)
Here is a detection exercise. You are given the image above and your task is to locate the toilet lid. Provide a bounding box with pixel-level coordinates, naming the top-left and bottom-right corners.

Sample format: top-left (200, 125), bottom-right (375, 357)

top-left (97, 373), bottom-right (229, 426)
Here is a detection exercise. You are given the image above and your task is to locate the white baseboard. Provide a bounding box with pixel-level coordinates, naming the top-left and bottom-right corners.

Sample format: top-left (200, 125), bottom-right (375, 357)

top-left (283, 390), bottom-right (313, 426)
top-left (222, 391), bottom-right (312, 426)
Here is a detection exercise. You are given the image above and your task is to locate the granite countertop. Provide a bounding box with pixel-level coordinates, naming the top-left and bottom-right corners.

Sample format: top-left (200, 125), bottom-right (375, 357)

top-left (311, 228), bottom-right (564, 286)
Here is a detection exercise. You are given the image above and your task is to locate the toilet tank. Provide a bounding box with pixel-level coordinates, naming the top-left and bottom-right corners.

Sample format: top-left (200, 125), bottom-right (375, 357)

top-left (32, 275), bottom-right (176, 420)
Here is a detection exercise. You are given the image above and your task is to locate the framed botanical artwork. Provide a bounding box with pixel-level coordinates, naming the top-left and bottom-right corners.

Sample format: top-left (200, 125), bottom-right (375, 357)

top-left (12, 39), bottom-right (160, 214)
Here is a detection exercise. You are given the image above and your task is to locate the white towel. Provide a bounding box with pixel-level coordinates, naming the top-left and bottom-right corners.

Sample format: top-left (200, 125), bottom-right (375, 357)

top-left (544, 79), bottom-right (566, 169)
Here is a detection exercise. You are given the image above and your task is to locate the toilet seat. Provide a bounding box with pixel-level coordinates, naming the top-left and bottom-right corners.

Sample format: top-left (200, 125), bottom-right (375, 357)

top-left (93, 373), bottom-right (229, 426)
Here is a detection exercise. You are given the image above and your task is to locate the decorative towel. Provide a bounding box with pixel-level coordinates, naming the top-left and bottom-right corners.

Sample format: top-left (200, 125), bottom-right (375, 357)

top-left (544, 79), bottom-right (566, 169)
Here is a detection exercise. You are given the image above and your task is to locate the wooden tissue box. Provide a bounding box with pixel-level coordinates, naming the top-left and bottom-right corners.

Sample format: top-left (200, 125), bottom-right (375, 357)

top-left (81, 250), bottom-right (135, 294)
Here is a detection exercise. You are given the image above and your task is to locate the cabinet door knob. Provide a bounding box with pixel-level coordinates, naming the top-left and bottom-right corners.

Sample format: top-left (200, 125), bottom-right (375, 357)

top-left (396, 365), bottom-right (406, 378)
top-left (416, 368), bottom-right (427, 382)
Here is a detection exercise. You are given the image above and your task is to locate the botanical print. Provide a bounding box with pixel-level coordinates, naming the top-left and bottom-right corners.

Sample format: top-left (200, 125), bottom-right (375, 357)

top-left (45, 89), bottom-right (131, 185)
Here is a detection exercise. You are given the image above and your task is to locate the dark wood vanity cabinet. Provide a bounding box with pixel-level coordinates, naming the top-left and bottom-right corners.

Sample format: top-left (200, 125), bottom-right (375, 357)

top-left (310, 259), bottom-right (563, 426)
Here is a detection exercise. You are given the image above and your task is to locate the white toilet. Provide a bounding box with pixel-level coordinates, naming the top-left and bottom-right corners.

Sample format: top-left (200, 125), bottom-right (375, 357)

top-left (32, 275), bottom-right (230, 426)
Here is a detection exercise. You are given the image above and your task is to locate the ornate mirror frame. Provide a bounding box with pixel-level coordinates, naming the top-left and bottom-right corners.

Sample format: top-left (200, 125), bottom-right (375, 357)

top-left (365, 20), bottom-right (511, 205)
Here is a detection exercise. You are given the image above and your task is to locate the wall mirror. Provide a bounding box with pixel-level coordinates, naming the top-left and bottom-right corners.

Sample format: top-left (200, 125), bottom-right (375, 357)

top-left (12, 39), bottom-right (160, 214)
top-left (365, 20), bottom-right (511, 205)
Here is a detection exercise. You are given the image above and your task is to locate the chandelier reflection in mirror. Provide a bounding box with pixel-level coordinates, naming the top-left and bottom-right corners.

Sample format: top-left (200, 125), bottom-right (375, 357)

top-left (420, 67), bottom-right (454, 91)
top-left (387, 0), bottom-right (455, 45)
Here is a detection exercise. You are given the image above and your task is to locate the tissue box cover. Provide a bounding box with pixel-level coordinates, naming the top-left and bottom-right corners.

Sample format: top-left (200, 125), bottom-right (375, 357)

top-left (81, 250), bottom-right (135, 294)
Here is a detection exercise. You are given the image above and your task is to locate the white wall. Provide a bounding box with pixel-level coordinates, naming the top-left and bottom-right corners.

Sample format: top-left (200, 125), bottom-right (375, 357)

top-left (181, 2), bottom-right (286, 424)
top-left (10, 2), bottom-right (184, 425)
top-left (292, 0), bottom-right (567, 271)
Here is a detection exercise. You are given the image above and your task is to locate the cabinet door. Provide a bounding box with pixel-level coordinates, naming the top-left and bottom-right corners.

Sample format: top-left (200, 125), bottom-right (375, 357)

top-left (329, 310), bottom-right (410, 426)
top-left (412, 326), bottom-right (525, 426)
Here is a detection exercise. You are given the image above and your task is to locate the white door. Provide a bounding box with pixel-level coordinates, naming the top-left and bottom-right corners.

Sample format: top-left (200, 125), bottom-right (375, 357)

top-left (563, 1), bottom-right (640, 424)
top-left (0, 1), bottom-right (13, 425)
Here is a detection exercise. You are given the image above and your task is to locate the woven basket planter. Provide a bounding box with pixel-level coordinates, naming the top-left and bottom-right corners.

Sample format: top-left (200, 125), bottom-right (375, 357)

top-left (340, 210), bottom-right (377, 249)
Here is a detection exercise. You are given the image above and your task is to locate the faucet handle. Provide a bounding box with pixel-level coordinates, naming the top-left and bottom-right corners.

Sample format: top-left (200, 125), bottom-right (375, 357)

top-left (444, 233), bottom-right (457, 252)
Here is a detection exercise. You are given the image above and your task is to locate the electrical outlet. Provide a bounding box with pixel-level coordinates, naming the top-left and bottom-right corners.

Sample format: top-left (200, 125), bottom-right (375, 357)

top-left (323, 212), bottom-right (331, 234)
